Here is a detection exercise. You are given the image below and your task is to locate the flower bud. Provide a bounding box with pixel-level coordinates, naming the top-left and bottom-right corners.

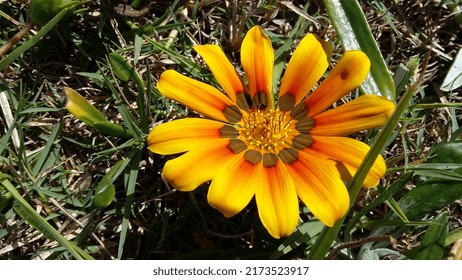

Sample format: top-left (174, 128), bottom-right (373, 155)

top-left (64, 87), bottom-right (131, 137)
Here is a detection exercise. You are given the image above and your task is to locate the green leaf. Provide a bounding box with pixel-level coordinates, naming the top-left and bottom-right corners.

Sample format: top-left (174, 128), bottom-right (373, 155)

top-left (360, 168), bottom-right (462, 255)
top-left (94, 177), bottom-right (115, 208)
top-left (427, 141), bottom-right (462, 164)
top-left (108, 52), bottom-right (144, 91)
top-left (415, 212), bottom-right (448, 260)
top-left (412, 168), bottom-right (462, 182)
top-left (108, 53), bottom-right (132, 82)
top-left (93, 160), bottom-right (125, 208)
top-left (397, 168), bottom-right (462, 221)
top-left (359, 248), bottom-right (401, 260)
top-left (323, 0), bottom-right (396, 100)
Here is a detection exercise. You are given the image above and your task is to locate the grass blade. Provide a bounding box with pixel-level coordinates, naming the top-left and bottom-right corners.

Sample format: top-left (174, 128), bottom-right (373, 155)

top-left (32, 121), bottom-right (62, 176)
top-left (117, 149), bottom-right (142, 259)
top-left (415, 212), bottom-right (448, 260)
top-left (0, 175), bottom-right (92, 260)
top-left (345, 172), bottom-right (413, 236)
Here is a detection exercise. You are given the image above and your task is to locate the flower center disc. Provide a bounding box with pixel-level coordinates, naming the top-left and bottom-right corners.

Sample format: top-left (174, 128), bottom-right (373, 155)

top-left (238, 109), bottom-right (293, 153)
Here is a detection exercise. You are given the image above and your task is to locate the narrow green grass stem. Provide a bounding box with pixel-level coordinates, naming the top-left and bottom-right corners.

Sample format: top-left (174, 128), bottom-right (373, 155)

top-left (117, 149), bottom-right (142, 259)
top-left (307, 84), bottom-right (417, 259)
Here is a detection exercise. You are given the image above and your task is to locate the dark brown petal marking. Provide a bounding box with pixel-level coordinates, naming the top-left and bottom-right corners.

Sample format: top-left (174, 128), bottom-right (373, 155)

top-left (340, 70), bottom-right (349, 80)
top-left (228, 139), bottom-right (247, 154)
top-left (236, 92), bottom-right (251, 111)
top-left (263, 153), bottom-right (278, 167)
top-left (220, 125), bottom-right (238, 138)
top-left (223, 105), bottom-right (243, 123)
top-left (252, 92), bottom-right (268, 110)
top-left (292, 134), bottom-right (313, 150)
top-left (295, 118), bottom-right (315, 134)
top-left (290, 102), bottom-right (308, 120)
top-left (278, 94), bottom-right (296, 112)
top-left (278, 148), bottom-right (298, 164)
top-left (244, 149), bottom-right (262, 164)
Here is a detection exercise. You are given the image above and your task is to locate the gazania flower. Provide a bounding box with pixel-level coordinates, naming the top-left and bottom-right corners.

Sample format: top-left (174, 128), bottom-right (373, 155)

top-left (148, 26), bottom-right (395, 238)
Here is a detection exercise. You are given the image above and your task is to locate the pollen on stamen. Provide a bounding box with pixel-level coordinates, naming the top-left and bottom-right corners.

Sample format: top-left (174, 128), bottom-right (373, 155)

top-left (238, 108), bottom-right (294, 153)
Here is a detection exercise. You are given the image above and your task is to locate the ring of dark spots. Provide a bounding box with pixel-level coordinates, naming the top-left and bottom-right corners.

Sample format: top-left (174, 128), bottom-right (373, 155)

top-left (295, 118), bottom-right (315, 134)
top-left (245, 149), bottom-right (262, 164)
top-left (252, 92), bottom-right (269, 110)
top-left (278, 148), bottom-right (298, 164)
top-left (228, 139), bottom-right (247, 154)
top-left (263, 153), bottom-right (278, 167)
top-left (290, 102), bottom-right (308, 120)
top-left (223, 105), bottom-right (243, 123)
top-left (220, 125), bottom-right (239, 138)
top-left (278, 94), bottom-right (296, 112)
top-left (236, 92), bottom-right (251, 111)
top-left (292, 134), bottom-right (313, 150)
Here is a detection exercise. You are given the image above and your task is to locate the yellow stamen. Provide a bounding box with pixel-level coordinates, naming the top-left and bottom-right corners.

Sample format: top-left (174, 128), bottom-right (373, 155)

top-left (238, 109), bottom-right (294, 153)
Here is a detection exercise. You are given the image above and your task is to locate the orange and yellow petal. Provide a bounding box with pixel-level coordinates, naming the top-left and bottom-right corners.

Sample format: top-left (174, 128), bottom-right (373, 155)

top-left (254, 160), bottom-right (299, 238)
top-left (194, 45), bottom-right (247, 104)
top-left (286, 149), bottom-right (349, 226)
top-left (278, 34), bottom-right (331, 111)
top-left (161, 138), bottom-right (236, 191)
top-left (157, 70), bottom-right (241, 123)
top-left (207, 153), bottom-right (256, 218)
top-left (241, 25), bottom-right (274, 109)
top-left (311, 136), bottom-right (386, 188)
top-left (311, 94), bottom-right (395, 136)
top-left (304, 50), bottom-right (371, 117)
top-left (147, 118), bottom-right (227, 155)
